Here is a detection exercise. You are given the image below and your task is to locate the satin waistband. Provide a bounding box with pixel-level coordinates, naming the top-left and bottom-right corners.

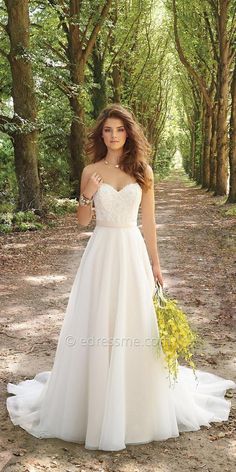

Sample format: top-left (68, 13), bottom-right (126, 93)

top-left (95, 219), bottom-right (137, 228)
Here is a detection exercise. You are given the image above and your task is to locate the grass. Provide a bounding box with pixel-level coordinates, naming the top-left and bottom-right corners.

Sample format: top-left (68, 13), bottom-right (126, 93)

top-left (0, 196), bottom-right (78, 234)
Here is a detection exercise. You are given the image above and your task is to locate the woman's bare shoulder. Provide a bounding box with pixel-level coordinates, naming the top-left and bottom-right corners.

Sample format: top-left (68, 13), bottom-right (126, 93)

top-left (144, 164), bottom-right (154, 181)
top-left (84, 161), bottom-right (103, 171)
top-left (82, 162), bottom-right (100, 176)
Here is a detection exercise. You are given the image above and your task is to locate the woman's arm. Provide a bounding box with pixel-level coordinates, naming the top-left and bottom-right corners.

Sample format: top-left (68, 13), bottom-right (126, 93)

top-left (76, 165), bottom-right (94, 227)
top-left (140, 165), bottom-right (164, 286)
top-left (77, 165), bottom-right (104, 226)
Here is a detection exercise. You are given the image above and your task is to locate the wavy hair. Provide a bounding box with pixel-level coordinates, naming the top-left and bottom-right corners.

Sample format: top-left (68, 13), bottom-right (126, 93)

top-left (85, 103), bottom-right (153, 191)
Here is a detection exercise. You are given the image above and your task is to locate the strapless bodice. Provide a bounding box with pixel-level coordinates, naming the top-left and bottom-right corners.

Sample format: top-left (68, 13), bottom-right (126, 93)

top-left (93, 182), bottom-right (142, 228)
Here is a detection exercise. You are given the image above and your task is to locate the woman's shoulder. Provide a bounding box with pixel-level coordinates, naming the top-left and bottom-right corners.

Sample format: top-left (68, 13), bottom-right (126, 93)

top-left (144, 164), bottom-right (154, 181)
top-left (82, 162), bottom-right (101, 175)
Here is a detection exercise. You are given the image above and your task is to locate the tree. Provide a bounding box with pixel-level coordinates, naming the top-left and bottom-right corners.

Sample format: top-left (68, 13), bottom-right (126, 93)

top-left (227, 59), bottom-right (236, 202)
top-left (171, 0), bottom-right (236, 199)
top-left (0, 0), bottom-right (41, 211)
top-left (45, 0), bottom-right (113, 196)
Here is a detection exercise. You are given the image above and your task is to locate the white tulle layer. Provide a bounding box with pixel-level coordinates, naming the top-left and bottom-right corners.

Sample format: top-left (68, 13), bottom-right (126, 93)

top-left (6, 226), bottom-right (236, 451)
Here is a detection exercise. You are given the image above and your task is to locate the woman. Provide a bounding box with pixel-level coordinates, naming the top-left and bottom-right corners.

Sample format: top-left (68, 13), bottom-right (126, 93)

top-left (6, 103), bottom-right (236, 451)
top-left (78, 102), bottom-right (163, 287)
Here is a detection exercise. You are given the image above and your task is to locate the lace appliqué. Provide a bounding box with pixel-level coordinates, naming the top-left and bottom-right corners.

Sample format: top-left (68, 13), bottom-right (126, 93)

top-left (93, 183), bottom-right (142, 225)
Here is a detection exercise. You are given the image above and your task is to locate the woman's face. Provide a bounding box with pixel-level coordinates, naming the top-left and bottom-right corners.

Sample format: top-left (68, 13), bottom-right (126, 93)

top-left (102, 117), bottom-right (127, 151)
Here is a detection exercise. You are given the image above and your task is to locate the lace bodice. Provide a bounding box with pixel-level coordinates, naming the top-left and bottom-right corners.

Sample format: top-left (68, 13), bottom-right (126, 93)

top-left (93, 183), bottom-right (142, 226)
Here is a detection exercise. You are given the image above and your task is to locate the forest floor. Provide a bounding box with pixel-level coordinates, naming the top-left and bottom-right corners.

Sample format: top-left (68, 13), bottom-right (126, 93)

top-left (0, 168), bottom-right (235, 472)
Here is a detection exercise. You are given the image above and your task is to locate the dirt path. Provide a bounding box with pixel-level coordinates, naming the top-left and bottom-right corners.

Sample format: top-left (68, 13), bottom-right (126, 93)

top-left (0, 168), bottom-right (235, 472)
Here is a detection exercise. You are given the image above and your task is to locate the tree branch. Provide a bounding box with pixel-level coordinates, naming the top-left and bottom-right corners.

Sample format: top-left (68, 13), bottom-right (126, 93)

top-left (206, 0), bottom-right (218, 17)
top-left (82, 0), bottom-right (112, 63)
top-left (106, 10), bottom-right (142, 74)
top-left (101, 26), bottom-right (112, 64)
top-left (229, 47), bottom-right (235, 69)
top-left (229, 25), bottom-right (236, 46)
top-left (47, 0), bottom-right (69, 37)
top-left (43, 40), bottom-right (68, 64)
top-left (203, 10), bottom-right (219, 63)
top-left (129, 17), bottom-right (152, 101)
top-left (172, 0), bottom-right (212, 109)
top-left (58, 39), bottom-right (67, 52)
top-left (80, 11), bottom-right (94, 46)
top-left (194, 49), bottom-right (216, 81)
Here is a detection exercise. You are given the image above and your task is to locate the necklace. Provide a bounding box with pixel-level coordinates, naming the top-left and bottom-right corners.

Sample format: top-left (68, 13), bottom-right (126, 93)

top-left (104, 159), bottom-right (120, 168)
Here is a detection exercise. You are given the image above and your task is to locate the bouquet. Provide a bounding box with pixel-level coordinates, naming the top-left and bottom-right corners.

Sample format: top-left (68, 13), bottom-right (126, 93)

top-left (153, 281), bottom-right (201, 385)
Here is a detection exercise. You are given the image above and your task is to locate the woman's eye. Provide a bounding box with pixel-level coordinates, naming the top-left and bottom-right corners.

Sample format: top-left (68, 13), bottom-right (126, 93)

top-left (103, 128), bottom-right (125, 132)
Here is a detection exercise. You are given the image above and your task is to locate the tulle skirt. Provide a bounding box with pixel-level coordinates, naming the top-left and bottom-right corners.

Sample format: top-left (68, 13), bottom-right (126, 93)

top-left (6, 226), bottom-right (236, 451)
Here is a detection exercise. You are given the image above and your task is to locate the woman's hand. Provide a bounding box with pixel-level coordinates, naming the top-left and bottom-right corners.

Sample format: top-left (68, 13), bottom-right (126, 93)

top-left (152, 263), bottom-right (164, 288)
top-left (83, 172), bottom-right (104, 199)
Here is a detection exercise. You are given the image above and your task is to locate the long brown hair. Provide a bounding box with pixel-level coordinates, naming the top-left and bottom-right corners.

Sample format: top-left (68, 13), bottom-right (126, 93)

top-left (85, 103), bottom-right (153, 191)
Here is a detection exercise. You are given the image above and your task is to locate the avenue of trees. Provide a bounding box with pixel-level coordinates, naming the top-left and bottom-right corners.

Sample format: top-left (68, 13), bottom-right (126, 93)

top-left (0, 0), bottom-right (235, 222)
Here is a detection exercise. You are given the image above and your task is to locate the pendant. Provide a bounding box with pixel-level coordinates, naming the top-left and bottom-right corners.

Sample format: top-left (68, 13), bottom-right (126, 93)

top-left (104, 160), bottom-right (120, 168)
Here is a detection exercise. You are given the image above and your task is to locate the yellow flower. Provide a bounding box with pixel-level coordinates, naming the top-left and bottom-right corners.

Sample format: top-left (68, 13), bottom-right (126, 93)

top-left (153, 289), bottom-right (201, 385)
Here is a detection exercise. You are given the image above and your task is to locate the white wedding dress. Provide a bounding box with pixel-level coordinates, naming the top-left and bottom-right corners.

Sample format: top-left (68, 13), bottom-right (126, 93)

top-left (6, 182), bottom-right (236, 451)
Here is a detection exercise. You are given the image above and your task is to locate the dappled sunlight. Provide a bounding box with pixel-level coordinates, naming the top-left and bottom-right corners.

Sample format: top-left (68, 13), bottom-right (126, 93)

top-left (6, 311), bottom-right (63, 334)
top-left (41, 292), bottom-right (71, 303)
top-left (78, 230), bottom-right (94, 238)
top-left (160, 234), bottom-right (178, 240)
top-left (66, 245), bottom-right (85, 251)
top-left (24, 274), bottom-right (67, 285)
top-left (162, 274), bottom-right (188, 290)
top-left (2, 304), bottom-right (32, 318)
top-left (193, 315), bottom-right (213, 325)
top-left (1, 0), bottom-right (235, 462)
top-left (3, 242), bottom-right (29, 250)
top-left (157, 220), bottom-right (217, 228)
top-left (2, 171), bottom-right (235, 468)
top-left (30, 243), bottom-right (89, 253)
top-left (158, 235), bottom-right (178, 242)
top-left (0, 283), bottom-right (20, 295)
top-left (226, 358), bottom-right (236, 372)
top-left (166, 189), bottom-right (195, 195)
top-left (156, 201), bottom-right (206, 209)
top-left (6, 352), bottom-right (53, 377)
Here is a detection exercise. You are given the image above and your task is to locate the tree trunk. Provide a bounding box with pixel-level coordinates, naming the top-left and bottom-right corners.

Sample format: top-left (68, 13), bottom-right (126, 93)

top-left (227, 61), bottom-right (236, 203)
top-left (91, 38), bottom-right (107, 119)
top-left (209, 99), bottom-right (218, 191)
top-left (202, 103), bottom-right (212, 188)
top-left (191, 129), bottom-right (196, 180)
top-left (4, 0), bottom-right (41, 211)
top-left (194, 107), bottom-right (201, 181)
top-left (112, 63), bottom-right (122, 102)
top-left (69, 94), bottom-right (86, 196)
top-left (215, 0), bottom-right (230, 195)
top-left (189, 112), bottom-right (195, 179)
top-left (199, 102), bottom-right (205, 185)
top-left (65, 0), bottom-right (112, 197)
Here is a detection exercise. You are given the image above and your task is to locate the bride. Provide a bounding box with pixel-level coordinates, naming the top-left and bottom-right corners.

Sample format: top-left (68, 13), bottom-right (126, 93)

top-left (6, 103), bottom-right (236, 451)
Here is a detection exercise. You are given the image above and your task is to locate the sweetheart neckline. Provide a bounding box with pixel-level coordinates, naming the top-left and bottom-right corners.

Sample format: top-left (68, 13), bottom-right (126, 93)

top-left (99, 182), bottom-right (141, 193)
